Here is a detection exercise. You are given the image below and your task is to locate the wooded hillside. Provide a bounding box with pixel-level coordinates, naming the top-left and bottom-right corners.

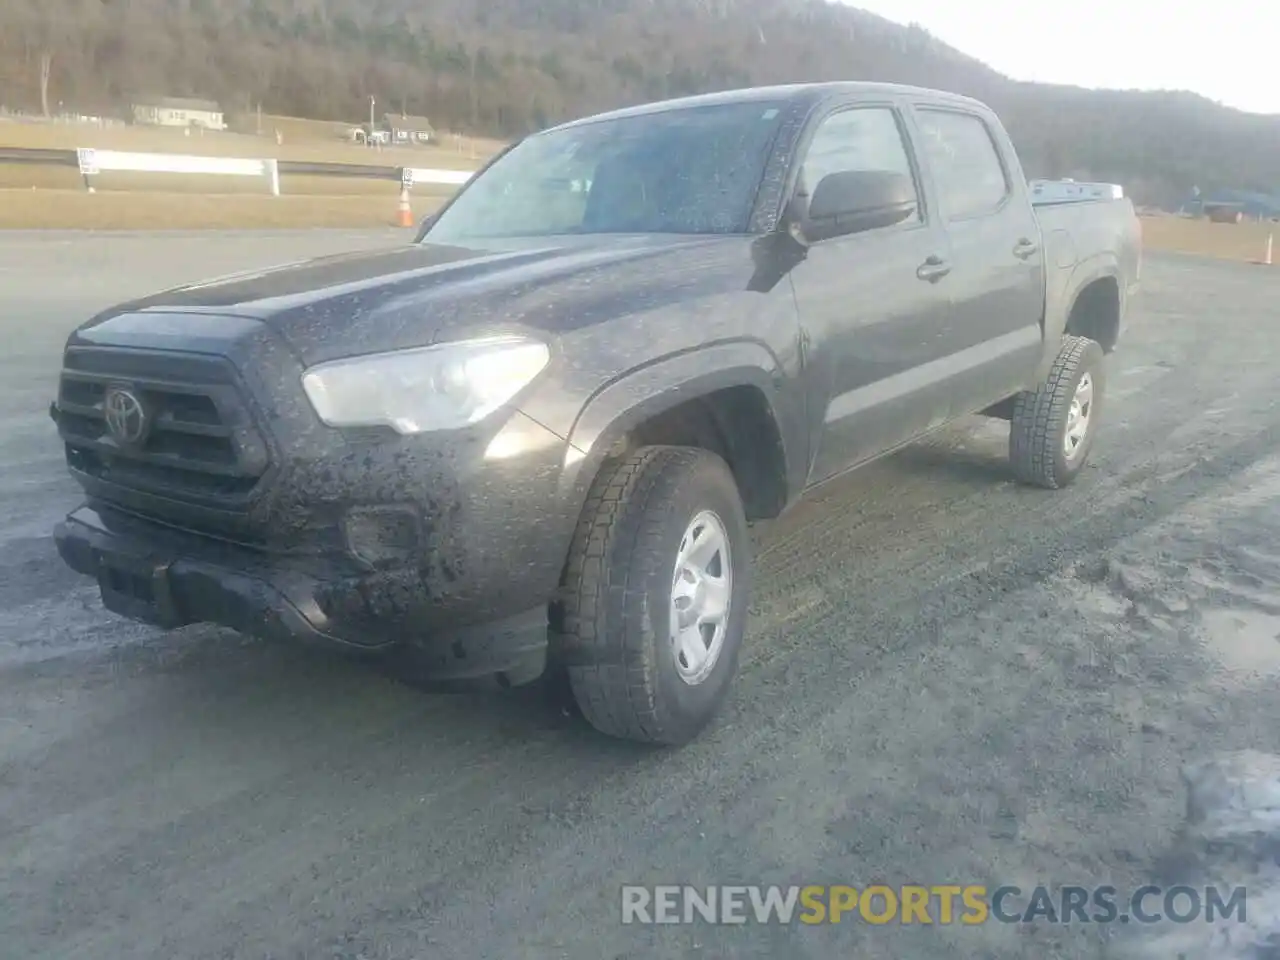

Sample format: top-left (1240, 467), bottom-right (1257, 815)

top-left (4, 0), bottom-right (1278, 207)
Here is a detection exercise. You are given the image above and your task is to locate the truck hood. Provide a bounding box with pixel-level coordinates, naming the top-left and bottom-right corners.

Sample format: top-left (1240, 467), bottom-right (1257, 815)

top-left (77, 234), bottom-right (753, 367)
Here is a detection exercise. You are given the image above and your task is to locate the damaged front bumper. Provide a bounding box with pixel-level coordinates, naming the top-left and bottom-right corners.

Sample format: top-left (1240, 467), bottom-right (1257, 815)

top-left (54, 504), bottom-right (552, 683)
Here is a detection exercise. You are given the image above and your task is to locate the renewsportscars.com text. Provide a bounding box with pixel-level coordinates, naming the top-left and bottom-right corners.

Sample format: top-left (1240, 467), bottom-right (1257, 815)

top-left (620, 884), bottom-right (1247, 926)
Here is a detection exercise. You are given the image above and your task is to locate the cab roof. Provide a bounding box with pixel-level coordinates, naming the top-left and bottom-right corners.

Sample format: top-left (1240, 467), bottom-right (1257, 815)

top-left (543, 81), bottom-right (989, 133)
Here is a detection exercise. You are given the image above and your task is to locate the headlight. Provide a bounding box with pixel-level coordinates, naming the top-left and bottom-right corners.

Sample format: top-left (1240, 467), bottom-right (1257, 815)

top-left (300, 336), bottom-right (550, 434)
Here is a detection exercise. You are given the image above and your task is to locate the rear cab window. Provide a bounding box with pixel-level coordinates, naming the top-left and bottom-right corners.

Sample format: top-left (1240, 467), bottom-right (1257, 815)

top-left (799, 105), bottom-right (923, 228)
top-left (913, 108), bottom-right (1011, 220)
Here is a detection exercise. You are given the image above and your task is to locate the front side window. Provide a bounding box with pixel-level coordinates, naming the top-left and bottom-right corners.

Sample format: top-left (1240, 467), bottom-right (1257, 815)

top-left (799, 106), bottom-right (922, 225)
top-left (424, 101), bottom-right (786, 243)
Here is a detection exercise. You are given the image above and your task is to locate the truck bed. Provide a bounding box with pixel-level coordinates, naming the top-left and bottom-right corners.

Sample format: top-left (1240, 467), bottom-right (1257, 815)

top-left (1036, 195), bottom-right (1143, 368)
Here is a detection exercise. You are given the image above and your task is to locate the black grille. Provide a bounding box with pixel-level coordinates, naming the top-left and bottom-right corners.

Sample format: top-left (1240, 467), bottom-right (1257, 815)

top-left (55, 347), bottom-right (272, 516)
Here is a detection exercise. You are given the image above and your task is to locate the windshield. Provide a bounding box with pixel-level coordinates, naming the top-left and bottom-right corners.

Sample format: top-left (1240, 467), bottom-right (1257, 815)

top-left (423, 101), bottom-right (786, 243)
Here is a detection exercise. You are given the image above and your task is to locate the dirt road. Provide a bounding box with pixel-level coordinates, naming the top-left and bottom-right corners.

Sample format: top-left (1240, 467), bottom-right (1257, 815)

top-left (2, 233), bottom-right (1278, 959)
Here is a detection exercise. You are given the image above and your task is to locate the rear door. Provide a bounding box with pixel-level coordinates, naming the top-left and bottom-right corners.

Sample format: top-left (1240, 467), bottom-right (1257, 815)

top-left (787, 100), bottom-right (954, 484)
top-left (906, 105), bottom-right (1046, 414)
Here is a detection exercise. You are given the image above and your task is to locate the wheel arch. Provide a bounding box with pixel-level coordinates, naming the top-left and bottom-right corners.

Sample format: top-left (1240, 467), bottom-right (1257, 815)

top-left (560, 342), bottom-right (802, 523)
top-left (1037, 254), bottom-right (1123, 382)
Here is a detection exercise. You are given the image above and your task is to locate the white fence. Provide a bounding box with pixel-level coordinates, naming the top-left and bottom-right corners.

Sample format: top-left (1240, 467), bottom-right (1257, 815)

top-left (76, 148), bottom-right (283, 194)
top-left (401, 167), bottom-right (475, 187)
top-left (58, 147), bottom-right (477, 196)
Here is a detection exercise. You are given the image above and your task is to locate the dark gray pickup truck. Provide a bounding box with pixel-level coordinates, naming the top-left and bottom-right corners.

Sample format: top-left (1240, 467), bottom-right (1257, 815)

top-left (51, 82), bottom-right (1141, 745)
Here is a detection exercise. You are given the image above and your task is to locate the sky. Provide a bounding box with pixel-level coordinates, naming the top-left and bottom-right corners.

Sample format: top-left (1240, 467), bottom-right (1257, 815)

top-left (843, 0), bottom-right (1278, 115)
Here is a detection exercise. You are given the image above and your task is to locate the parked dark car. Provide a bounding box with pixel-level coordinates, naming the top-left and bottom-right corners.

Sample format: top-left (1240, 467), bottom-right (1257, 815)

top-left (51, 82), bottom-right (1142, 744)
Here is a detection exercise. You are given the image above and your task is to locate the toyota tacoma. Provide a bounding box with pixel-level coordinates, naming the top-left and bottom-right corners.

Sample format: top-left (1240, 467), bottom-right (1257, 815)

top-left (51, 82), bottom-right (1142, 744)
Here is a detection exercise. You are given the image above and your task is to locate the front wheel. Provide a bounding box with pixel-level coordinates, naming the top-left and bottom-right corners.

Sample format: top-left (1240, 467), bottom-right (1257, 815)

top-left (1009, 334), bottom-right (1106, 489)
top-left (555, 446), bottom-right (751, 745)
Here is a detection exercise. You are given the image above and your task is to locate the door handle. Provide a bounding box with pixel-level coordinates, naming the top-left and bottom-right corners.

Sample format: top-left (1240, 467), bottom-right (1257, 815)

top-left (1013, 238), bottom-right (1040, 260)
top-left (916, 256), bottom-right (951, 283)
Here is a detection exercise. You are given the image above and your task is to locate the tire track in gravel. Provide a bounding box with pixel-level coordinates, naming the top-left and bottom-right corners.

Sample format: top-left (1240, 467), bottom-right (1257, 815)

top-left (4, 244), bottom-right (1280, 960)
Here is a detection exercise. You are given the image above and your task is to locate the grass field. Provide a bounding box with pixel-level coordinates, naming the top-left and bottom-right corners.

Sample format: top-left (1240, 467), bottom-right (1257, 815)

top-left (1138, 214), bottom-right (1275, 264)
top-left (0, 118), bottom-right (502, 174)
top-left (0, 118), bottom-right (492, 228)
top-left (0, 188), bottom-right (454, 230)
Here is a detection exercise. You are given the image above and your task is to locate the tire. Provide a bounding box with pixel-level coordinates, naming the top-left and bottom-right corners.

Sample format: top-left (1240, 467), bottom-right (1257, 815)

top-left (1009, 334), bottom-right (1106, 489)
top-left (555, 446), bottom-right (751, 745)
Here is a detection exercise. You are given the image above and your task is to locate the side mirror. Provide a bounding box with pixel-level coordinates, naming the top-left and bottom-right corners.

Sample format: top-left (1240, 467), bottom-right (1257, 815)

top-left (413, 213), bottom-right (437, 243)
top-left (805, 170), bottom-right (918, 242)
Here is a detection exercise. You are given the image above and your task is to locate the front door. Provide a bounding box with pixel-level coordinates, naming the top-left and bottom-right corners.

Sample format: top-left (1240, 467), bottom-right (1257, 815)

top-left (786, 103), bottom-right (953, 484)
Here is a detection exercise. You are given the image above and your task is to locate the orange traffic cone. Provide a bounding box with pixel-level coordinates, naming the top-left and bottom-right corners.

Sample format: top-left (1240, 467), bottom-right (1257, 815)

top-left (395, 187), bottom-right (413, 228)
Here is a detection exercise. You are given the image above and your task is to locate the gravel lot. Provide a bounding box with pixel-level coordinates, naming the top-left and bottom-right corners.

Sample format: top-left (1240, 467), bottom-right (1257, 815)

top-left (2, 232), bottom-right (1278, 959)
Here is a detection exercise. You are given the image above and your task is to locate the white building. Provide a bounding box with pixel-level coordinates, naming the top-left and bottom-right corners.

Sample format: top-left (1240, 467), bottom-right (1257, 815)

top-left (383, 113), bottom-right (434, 145)
top-left (131, 97), bottom-right (225, 131)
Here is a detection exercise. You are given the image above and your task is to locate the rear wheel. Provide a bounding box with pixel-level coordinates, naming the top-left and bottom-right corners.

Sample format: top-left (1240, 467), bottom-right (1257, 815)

top-left (1009, 335), bottom-right (1106, 489)
top-left (555, 446), bottom-right (751, 745)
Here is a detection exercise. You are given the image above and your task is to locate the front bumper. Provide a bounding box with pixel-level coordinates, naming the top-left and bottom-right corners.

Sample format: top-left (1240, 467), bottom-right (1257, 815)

top-left (50, 328), bottom-right (597, 684)
top-left (54, 505), bottom-right (550, 683)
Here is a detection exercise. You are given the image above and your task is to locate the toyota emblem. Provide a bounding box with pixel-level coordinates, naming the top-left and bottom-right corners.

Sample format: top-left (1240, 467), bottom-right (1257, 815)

top-left (103, 385), bottom-right (151, 446)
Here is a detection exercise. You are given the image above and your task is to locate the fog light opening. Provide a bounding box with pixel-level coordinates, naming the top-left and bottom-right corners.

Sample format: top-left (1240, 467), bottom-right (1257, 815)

top-left (341, 505), bottom-right (422, 568)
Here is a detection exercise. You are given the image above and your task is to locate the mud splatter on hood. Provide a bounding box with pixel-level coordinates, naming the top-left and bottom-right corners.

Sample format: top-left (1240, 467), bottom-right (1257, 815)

top-left (78, 234), bottom-right (751, 366)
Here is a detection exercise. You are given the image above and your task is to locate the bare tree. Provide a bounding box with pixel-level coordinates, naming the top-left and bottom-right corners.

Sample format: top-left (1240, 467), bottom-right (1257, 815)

top-left (469, 47), bottom-right (478, 130)
top-left (39, 50), bottom-right (52, 116)
top-left (0, 0), bottom-right (1271, 203)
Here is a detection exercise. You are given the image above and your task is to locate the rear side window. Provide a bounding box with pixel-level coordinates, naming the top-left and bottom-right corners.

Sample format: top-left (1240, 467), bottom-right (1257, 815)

top-left (800, 107), bottom-right (922, 225)
top-left (914, 109), bottom-right (1010, 219)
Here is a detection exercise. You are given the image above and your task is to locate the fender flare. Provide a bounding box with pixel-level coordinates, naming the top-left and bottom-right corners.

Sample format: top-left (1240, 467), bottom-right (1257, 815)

top-left (557, 339), bottom-right (799, 510)
top-left (1038, 253), bottom-right (1123, 381)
